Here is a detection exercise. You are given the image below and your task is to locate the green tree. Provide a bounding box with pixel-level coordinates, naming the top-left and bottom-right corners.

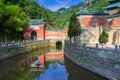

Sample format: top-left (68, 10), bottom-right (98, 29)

top-left (68, 13), bottom-right (82, 43)
top-left (0, 4), bottom-right (27, 40)
top-left (0, 3), bottom-right (5, 40)
top-left (99, 30), bottom-right (109, 47)
top-left (0, 0), bottom-right (4, 3)
top-left (87, 0), bottom-right (109, 11)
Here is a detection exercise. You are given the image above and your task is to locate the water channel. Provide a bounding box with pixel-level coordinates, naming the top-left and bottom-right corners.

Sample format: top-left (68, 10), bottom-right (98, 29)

top-left (0, 43), bottom-right (108, 80)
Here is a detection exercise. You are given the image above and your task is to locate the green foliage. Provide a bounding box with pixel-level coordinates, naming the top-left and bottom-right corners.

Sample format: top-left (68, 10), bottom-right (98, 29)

top-left (0, 4), bottom-right (27, 40)
top-left (0, 0), bottom-right (84, 41)
top-left (74, 18), bottom-right (82, 36)
top-left (117, 7), bottom-right (120, 13)
top-left (68, 13), bottom-right (82, 42)
top-left (0, 0), bottom-right (4, 3)
top-left (52, 3), bottom-right (84, 30)
top-left (87, 0), bottom-right (109, 11)
top-left (0, 3), bottom-right (4, 22)
top-left (99, 30), bottom-right (109, 44)
top-left (68, 13), bottom-right (76, 39)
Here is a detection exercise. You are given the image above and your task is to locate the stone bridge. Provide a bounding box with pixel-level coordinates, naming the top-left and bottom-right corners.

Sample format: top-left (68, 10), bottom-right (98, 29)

top-left (45, 30), bottom-right (67, 46)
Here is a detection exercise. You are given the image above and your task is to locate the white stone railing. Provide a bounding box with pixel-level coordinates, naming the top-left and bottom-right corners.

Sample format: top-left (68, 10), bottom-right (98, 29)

top-left (65, 40), bottom-right (120, 80)
top-left (0, 40), bottom-right (46, 51)
top-left (65, 40), bottom-right (120, 61)
top-left (0, 40), bottom-right (49, 60)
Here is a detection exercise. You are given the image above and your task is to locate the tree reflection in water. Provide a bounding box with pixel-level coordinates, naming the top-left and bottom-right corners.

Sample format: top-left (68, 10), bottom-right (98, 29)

top-left (64, 57), bottom-right (109, 80)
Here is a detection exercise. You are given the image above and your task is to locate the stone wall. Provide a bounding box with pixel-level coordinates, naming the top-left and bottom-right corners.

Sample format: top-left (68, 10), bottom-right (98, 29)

top-left (45, 28), bottom-right (68, 40)
top-left (23, 24), bottom-right (45, 40)
top-left (0, 40), bottom-right (50, 61)
top-left (64, 41), bottom-right (120, 80)
top-left (23, 24), bottom-right (68, 40)
top-left (77, 14), bottom-right (120, 45)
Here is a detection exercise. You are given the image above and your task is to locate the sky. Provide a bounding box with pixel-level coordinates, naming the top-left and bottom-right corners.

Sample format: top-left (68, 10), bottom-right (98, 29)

top-left (38, 0), bottom-right (85, 12)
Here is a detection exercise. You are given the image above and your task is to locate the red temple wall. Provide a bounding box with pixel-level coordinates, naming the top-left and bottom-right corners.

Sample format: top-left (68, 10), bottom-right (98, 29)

top-left (79, 15), bottom-right (107, 27)
top-left (109, 18), bottom-right (120, 27)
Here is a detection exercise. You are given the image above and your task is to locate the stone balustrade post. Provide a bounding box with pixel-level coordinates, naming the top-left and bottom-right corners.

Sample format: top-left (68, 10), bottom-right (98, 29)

top-left (12, 40), bottom-right (14, 43)
top-left (12, 43), bottom-right (13, 46)
top-left (114, 45), bottom-right (119, 60)
top-left (119, 45), bottom-right (120, 51)
top-left (95, 43), bottom-right (99, 49)
top-left (22, 40), bottom-right (24, 45)
top-left (114, 45), bottom-right (118, 51)
top-left (26, 40), bottom-right (28, 45)
top-left (83, 43), bottom-right (86, 48)
top-left (5, 43), bottom-right (7, 47)
top-left (17, 41), bottom-right (20, 46)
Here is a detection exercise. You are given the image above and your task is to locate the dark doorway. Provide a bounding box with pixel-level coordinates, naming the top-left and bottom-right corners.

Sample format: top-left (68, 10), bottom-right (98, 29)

top-left (31, 31), bottom-right (37, 40)
top-left (56, 41), bottom-right (62, 50)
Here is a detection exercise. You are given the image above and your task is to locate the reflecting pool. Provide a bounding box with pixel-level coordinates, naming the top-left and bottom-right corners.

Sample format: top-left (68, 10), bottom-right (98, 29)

top-left (0, 49), bottom-right (108, 80)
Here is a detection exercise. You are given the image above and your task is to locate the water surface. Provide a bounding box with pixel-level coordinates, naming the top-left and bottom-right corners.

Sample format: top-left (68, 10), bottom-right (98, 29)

top-left (0, 49), bottom-right (108, 80)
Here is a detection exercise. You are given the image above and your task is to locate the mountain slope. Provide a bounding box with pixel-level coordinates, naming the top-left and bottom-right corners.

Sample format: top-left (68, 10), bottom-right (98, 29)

top-left (87, 0), bottom-right (109, 11)
top-left (47, 3), bottom-right (84, 30)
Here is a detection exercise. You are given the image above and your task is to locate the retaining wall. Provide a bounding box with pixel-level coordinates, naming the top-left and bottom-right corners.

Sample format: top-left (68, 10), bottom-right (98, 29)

top-left (64, 41), bottom-right (120, 80)
top-left (0, 40), bottom-right (49, 61)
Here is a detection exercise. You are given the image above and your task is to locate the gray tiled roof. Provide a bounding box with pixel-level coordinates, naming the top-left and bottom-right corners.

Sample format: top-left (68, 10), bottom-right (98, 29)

top-left (29, 19), bottom-right (45, 25)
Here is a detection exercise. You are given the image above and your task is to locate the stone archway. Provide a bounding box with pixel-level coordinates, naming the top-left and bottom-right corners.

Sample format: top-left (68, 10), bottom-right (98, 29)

top-left (31, 31), bottom-right (37, 40)
top-left (56, 41), bottom-right (62, 50)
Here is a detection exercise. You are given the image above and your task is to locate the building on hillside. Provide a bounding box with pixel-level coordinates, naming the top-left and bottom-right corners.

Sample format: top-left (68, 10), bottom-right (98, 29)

top-left (76, 9), bottom-right (120, 46)
top-left (23, 19), bottom-right (45, 40)
top-left (103, 0), bottom-right (120, 15)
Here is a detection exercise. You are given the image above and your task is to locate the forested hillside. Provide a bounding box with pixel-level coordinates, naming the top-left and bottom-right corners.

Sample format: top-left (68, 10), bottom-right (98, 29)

top-left (0, 0), bottom-right (109, 41)
top-left (87, 0), bottom-right (109, 11)
top-left (0, 0), bottom-right (56, 40)
top-left (50, 3), bottom-right (84, 30)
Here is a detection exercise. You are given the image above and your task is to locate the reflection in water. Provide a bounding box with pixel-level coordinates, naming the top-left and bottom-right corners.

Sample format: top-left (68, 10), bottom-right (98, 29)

top-left (56, 41), bottom-right (62, 50)
top-left (0, 57), bottom-right (42, 80)
top-left (0, 46), bottom-right (108, 80)
top-left (34, 61), bottom-right (68, 80)
top-left (0, 49), bottom-right (46, 80)
top-left (65, 57), bottom-right (109, 80)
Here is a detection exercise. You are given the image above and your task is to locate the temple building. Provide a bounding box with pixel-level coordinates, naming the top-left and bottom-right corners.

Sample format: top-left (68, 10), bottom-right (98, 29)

top-left (23, 19), bottom-right (45, 40)
top-left (103, 0), bottom-right (120, 15)
top-left (76, 0), bottom-right (120, 46)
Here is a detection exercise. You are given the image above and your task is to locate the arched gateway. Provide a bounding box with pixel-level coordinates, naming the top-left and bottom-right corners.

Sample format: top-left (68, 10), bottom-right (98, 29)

top-left (31, 31), bottom-right (37, 40)
top-left (23, 19), bottom-right (45, 40)
top-left (23, 19), bottom-right (68, 41)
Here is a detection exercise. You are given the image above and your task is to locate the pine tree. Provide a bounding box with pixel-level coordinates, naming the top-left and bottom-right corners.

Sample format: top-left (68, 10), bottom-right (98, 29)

top-left (99, 30), bottom-right (109, 47)
top-left (68, 13), bottom-right (82, 43)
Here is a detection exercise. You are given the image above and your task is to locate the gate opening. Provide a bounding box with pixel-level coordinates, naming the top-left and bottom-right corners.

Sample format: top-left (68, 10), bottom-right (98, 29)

top-left (56, 41), bottom-right (62, 50)
top-left (31, 31), bottom-right (37, 40)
